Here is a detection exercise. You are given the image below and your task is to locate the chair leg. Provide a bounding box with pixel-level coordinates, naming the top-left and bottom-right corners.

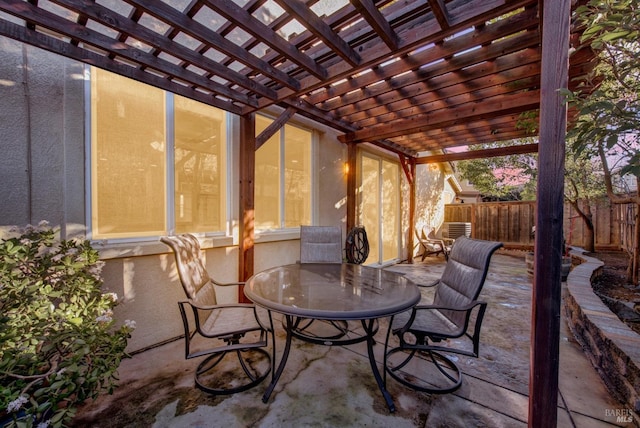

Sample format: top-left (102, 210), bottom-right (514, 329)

top-left (194, 347), bottom-right (272, 395)
top-left (384, 347), bottom-right (463, 394)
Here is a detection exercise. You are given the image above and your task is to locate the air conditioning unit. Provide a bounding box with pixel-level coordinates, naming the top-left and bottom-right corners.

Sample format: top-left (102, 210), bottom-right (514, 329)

top-left (443, 222), bottom-right (471, 240)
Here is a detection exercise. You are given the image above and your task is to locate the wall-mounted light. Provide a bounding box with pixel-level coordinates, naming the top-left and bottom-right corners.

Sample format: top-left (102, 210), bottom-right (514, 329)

top-left (344, 162), bottom-right (350, 175)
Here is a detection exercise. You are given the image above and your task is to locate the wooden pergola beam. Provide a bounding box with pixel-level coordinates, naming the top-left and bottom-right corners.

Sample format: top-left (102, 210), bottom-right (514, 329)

top-left (124, 0), bottom-right (301, 91)
top-left (274, 0), bottom-right (361, 66)
top-left (384, 114), bottom-right (528, 143)
top-left (427, 0), bottom-right (450, 30)
top-left (339, 89), bottom-right (541, 143)
top-left (203, 0), bottom-right (328, 80)
top-left (255, 107), bottom-right (297, 150)
top-left (404, 131), bottom-right (534, 151)
top-left (319, 20), bottom-right (540, 111)
top-left (417, 143), bottom-right (538, 163)
top-left (353, 73), bottom-right (539, 129)
top-left (350, 0), bottom-right (400, 50)
top-left (348, 58), bottom-right (540, 126)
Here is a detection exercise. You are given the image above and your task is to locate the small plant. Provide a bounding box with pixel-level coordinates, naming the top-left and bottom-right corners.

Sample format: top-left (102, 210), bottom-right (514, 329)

top-left (0, 222), bottom-right (134, 427)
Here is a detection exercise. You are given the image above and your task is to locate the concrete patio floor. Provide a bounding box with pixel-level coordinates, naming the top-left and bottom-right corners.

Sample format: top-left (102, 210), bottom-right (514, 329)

top-left (73, 253), bottom-right (638, 427)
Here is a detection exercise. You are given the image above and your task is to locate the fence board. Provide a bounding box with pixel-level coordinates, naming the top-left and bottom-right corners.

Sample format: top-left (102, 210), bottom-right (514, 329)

top-left (596, 198), bottom-right (613, 246)
top-left (509, 205), bottom-right (520, 243)
top-left (499, 205), bottom-right (509, 242)
top-left (620, 203), bottom-right (637, 253)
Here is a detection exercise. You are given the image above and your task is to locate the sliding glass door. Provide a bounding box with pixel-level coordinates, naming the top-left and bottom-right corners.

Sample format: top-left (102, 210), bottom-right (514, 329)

top-left (360, 153), bottom-right (400, 265)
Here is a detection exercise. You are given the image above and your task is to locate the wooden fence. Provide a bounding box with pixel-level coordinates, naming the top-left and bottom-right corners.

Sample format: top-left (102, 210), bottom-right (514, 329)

top-left (444, 199), bottom-right (632, 251)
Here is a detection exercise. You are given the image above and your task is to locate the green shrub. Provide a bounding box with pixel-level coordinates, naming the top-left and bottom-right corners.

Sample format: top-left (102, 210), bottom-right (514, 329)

top-left (0, 222), bottom-right (134, 427)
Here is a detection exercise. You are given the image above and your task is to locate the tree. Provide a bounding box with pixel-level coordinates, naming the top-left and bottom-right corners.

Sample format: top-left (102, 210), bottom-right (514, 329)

top-left (566, 0), bottom-right (640, 284)
top-left (456, 138), bottom-right (605, 251)
top-left (564, 146), bottom-right (607, 252)
top-left (457, 139), bottom-right (538, 201)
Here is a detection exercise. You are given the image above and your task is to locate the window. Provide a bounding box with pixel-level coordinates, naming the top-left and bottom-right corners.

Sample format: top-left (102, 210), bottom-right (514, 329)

top-left (90, 67), bottom-right (227, 239)
top-left (174, 97), bottom-right (226, 234)
top-left (255, 115), bottom-right (312, 230)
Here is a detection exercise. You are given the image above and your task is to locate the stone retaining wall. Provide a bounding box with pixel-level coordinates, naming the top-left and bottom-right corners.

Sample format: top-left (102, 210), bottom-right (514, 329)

top-left (563, 250), bottom-right (640, 413)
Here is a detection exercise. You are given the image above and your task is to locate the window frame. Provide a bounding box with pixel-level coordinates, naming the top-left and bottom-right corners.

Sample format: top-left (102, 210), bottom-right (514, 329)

top-left (254, 113), bottom-right (317, 236)
top-left (85, 66), bottom-right (232, 245)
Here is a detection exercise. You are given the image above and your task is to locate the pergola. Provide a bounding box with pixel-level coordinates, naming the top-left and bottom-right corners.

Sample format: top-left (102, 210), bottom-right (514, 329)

top-left (0, 1), bottom-right (597, 426)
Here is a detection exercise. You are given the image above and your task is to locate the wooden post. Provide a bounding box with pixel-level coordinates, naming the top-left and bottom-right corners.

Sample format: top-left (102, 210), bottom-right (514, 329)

top-left (346, 142), bottom-right (357, 232)
top-left (408, 159), bottom-right (416, 263)
top-left (529, 1), bottom-right (570, 426)
top-left (238, 113), bottom-right (255, 303)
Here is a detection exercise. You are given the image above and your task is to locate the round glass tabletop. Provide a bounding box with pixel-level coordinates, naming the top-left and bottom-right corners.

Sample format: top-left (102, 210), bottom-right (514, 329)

top-left (245, 263), bottom-right (420, 320)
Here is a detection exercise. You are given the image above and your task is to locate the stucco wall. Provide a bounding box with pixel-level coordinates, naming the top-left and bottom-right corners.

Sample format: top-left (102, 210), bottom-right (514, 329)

top-left (0, 37), bottom-right (85, 234)
top-left (0, 35), bottom-right (449, 352)
top-left (98, 243), bottom-right (243, 351)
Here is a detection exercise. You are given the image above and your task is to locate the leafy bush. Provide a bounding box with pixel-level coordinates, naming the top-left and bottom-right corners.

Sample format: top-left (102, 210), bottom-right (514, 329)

top-left (0, 222), bottom-right (134, 427)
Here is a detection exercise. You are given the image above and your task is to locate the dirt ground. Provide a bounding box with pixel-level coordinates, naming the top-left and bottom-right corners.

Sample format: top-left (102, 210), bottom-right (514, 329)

top-left (589, 250), bottom-right (640, 334)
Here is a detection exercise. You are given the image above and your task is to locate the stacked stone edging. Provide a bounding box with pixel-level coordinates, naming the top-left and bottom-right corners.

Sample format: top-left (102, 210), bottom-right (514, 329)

top-left (563, 249), bottom-right (640, 413)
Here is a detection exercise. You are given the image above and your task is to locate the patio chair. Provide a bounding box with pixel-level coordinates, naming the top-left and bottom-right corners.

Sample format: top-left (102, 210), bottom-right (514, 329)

top-left (299, 225), bottom-right (343, 264)
top-left (384, 236), bottom-right (503, 394)
top-left (414, 225), bottom-right (452, 261)
top-left (161, 234), bottom-right (274, 395)
top-left (291, 226), bottom-right (375, 345)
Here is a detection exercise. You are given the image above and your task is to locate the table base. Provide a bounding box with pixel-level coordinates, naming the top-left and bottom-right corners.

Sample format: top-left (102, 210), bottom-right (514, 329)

top-left (262, 314), bottom-right (396, 412)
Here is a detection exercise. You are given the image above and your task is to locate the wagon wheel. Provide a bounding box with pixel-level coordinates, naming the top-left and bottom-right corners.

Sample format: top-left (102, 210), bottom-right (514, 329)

top-left (345, 226), bottom-right (369, 264)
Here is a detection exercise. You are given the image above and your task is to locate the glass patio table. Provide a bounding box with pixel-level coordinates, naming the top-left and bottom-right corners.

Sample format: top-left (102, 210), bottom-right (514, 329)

top-left (245, 263), bottom-right (420, 412)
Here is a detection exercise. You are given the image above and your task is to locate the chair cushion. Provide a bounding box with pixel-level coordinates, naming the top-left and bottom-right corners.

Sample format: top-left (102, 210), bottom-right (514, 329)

top-left (161, 234), bottom-right (215, 303)
top-left (434, 237), bottom-right (502, 326)
top-left (199, 306), bottom-right (262, 338)
top-left (392, 307), bottom-right (463, 339)
top-left (300, 226), bottom-right (342, 263)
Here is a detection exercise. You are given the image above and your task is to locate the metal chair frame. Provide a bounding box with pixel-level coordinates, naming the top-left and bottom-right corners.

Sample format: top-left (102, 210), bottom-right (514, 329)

top-left (384, 236), bottom-right (502, 394)
top-left (162, 234), bottom-right (275, 395)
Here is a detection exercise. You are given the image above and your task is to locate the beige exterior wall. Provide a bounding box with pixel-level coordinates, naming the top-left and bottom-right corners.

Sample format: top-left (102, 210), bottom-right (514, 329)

top-left (0, 36), bottom-right (449, 352)
top-left (413, 163), bottom-right (458, 238)
top-left (0, 38), bottom-right (86, 234)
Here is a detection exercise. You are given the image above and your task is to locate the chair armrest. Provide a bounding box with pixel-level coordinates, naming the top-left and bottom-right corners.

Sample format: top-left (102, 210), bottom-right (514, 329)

top-left (396, 300), bottom-right (486, 330)
top-left (211, 279), bottom-right (246, 287)
top-left (414, 300), bottom-right (486, 313)
top-left (426, 237), bottom-right (445, 244)
top-left (181, 300), bottom-right (255, 311)
top-left (417, 279), bottom-right (439, 288)
top-left (395, 301), bottom-right (488, 339)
